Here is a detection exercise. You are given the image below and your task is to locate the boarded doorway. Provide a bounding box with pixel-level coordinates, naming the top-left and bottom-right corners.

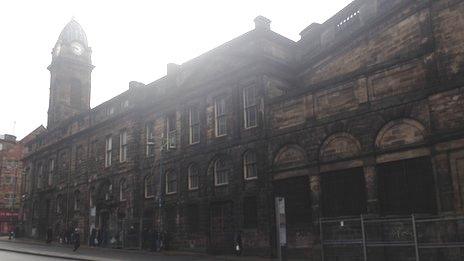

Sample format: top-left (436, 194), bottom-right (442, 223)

top-left (274, 176), bottom-right (312, 257)
top-left (209, 201), bottom-right (233, 254)
top-left (377, 157), bottom-right (437, 215)
top-left (321, 167), bottom-right (367, 217)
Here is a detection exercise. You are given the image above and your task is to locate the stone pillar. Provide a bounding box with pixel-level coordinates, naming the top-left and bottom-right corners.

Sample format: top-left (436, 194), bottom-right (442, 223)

top-left (309, 174), bottom-right (321, 223)
top-left (363, 163), bottom-right (379, 214)
top-left (446, 150), bottom-right (464, 212)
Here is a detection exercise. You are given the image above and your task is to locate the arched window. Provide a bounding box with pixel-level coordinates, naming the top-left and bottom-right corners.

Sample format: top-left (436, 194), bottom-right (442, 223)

top-left (243, 151), bottom-right (257, 180)
top-left (144, 176), bottom-right (154, 198)
top-left (119, 179), bottom-right (127, 201)
top-left (165, 171), bottom-right (177, 194)
top-left (74, 190), bottom-right (80, 211)
top-left (214, 158), bottom-right (229, 186)
top-left (188, 164), bottom-right (199, 190)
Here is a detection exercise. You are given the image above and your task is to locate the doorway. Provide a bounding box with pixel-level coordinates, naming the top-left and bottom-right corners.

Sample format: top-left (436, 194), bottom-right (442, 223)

top-left (320, 167), bottom-right (367, 217)
top-left (98, 210), bottom-right (110, 247)
top-left (377, 157), bottom-right (436, 215)
top-left (273, 176), bottom-right (312, 257)
top-left (209, 201), bottom-right (233, 254)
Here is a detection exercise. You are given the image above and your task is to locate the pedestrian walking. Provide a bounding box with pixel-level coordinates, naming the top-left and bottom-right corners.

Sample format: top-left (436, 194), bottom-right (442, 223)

top-left (73, 228), bottom-right (80, 252)
top-left (89, 228), bottom-right (96, 246)
top-left (152, 229), bottom-right (158, 252)
top-left (234, 230), bottom-right (243, 256)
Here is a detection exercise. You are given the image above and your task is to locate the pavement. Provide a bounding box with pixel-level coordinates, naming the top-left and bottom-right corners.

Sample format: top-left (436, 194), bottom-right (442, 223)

top-left (0, 237), bottom-right (275, 261)
top-left (0, 250), bottom-right (64, 261)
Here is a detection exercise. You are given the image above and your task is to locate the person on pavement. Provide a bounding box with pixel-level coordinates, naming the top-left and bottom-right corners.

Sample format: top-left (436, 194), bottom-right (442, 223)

top-left (89, 228), bottom-right (97, 246)
top-left (73, 228), bottom-right (80, 252)
top-left (234, 230), bottom-right (243, 256)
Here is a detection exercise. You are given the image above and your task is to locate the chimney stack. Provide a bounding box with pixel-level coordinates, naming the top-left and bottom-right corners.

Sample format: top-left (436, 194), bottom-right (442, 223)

top-left (167, 63), bottom-right (180, 76)
top-left (254, 16), bottom-right (271, 31)
top-left (129, 81), bottom-right (145, 90)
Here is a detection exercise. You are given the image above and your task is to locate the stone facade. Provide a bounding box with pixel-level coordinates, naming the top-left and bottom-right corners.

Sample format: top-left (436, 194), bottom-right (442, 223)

top-left (21, 0), bottom-right (464, 259)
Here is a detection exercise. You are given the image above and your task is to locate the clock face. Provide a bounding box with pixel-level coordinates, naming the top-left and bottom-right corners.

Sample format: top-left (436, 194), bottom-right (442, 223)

top-left (71, 42), bottom-right (84, 56)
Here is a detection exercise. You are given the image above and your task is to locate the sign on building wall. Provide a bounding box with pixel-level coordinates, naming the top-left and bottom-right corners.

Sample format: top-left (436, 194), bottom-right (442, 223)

top-left (275, 197), bottom-right (287, 246)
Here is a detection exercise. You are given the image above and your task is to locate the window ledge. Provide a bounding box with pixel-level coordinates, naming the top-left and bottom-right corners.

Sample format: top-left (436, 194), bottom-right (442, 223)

top-left (243, 125), bottom-right (258, 130)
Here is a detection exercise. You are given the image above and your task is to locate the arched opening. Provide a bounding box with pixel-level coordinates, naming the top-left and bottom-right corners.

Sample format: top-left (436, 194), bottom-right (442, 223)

top-left (375, 119), bottom-right (436, 215)
top-left (319, 133), bottom-right (366, 217)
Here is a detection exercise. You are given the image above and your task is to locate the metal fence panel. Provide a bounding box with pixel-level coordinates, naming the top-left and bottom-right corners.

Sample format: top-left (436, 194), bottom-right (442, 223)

top-left (320, 215), bottom-right (464, 261)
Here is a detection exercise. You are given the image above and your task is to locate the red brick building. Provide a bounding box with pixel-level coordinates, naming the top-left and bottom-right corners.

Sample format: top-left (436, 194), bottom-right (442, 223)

top-left (0, 128), bottom-right (45, 235)
top-left (21, 0), bottom-right (464, 260)
top-left (0, 134), bottom-right (20, 234)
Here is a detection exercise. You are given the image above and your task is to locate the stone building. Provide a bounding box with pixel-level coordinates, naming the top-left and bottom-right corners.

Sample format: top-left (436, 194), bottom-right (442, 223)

top-left (21, 0), bottom-right (464, 259)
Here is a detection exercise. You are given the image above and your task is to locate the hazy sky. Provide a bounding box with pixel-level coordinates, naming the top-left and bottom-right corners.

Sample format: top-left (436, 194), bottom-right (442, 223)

top-left (0, 0), bottom-right (352, 139)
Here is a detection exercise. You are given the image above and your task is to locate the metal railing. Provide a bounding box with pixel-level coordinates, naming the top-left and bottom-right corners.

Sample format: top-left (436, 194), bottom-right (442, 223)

top-left (320, 215), bottom-right (464, 261)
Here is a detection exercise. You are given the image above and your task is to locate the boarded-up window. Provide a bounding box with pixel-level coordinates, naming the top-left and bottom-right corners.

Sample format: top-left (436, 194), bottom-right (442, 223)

top-left (243, 197), bottom-right (258, 229)
top-left (186, 204), bottom-right (199, 233)
top-left (274, 176), bottom-right (312, 226)
top-left (378, 157), bottom-right (436, 215)
top-left (321, 167), bottom-right (367, 217)
top-left (166, 206), bottom-right (177, 233)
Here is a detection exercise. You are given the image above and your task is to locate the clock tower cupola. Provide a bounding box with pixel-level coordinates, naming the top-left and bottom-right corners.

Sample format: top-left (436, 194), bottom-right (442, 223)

top-left (47, 19), bottom-right (94, 129)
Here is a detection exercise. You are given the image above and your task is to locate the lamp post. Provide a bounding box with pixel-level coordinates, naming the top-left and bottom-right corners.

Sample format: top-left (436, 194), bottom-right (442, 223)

top-left (10, 159), bottom-right (19, 238)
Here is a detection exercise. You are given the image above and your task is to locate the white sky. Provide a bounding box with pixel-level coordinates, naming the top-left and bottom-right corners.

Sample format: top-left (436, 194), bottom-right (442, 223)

top-left (0, 0), bottom-right (352, 140)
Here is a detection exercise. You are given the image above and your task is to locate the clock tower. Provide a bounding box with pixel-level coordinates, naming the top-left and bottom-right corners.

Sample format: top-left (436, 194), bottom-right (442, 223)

top-left (47, 19), bottom-right (94, 129)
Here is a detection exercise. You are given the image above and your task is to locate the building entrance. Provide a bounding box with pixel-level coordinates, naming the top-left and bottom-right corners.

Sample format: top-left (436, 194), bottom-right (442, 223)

top-left (209, 201), bottom-right (233, 254)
